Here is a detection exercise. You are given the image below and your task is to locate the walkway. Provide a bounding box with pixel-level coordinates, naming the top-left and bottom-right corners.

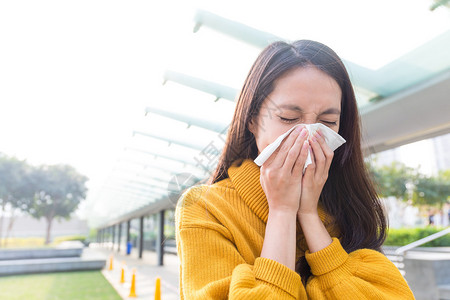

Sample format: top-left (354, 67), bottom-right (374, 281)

top-left (88, 243), bottom-right (180, 299)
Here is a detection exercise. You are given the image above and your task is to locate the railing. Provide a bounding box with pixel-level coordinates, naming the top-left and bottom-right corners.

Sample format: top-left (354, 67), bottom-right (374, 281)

top-left (395, 227), bottom-right (450, 255)
top-left (384, 249), bottom-right (405, 276)
top-left (384, 227), bottom-right (450, 277)
top-left (391, 227), bottom-right (450, 299)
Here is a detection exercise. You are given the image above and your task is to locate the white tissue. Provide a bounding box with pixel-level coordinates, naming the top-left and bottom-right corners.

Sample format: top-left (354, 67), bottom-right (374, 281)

top-left (254, 123), bottom-right (346, 173)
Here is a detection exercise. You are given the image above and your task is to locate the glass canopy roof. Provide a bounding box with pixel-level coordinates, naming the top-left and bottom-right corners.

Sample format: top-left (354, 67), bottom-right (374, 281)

top-left (85, 2), bottom-right (450, 228)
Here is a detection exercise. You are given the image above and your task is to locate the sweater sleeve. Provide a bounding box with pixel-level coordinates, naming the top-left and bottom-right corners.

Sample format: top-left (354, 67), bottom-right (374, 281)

top-left (304, 237), bottom-right (415, 299)
top-left (175, 186), bottom-right (306, 300)
top-left (177, 227), bottom-right (306, 299)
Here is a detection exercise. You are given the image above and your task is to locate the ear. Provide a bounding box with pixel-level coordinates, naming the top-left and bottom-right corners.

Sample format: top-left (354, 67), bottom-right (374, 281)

top-left (248, 117), bottom-right (256, 135)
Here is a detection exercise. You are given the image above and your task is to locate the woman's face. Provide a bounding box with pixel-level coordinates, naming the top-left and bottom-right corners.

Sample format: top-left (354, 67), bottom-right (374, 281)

top-left (249, 66), bottom-right (342, 155)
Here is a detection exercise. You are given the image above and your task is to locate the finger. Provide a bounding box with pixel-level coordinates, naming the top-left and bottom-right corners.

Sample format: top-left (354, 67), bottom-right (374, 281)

top-left (292, 140), bottom-right (309, 178)
top-left (302, 140), bottom-right (317, 183)
top-left (314, 130), bottom-right (334, 173)
top-left (303, 148), bottom-right (316, 182)
top-left (284, 127), bottom-right (309, 174)
top-left (309, 131), bottom-right (326, 176)
top-left (264, 138), bottom-right (290, 169)
top-left (271, 126), bottom-right (305, 169)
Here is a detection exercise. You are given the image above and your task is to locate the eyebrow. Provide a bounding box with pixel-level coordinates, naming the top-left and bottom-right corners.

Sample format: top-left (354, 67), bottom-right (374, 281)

top-left (278, 104), bottom-right (341, 115)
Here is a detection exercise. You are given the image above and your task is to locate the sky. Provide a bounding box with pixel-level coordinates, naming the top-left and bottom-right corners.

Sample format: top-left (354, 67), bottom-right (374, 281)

top-left (0, 0), bottom-right (449, 224)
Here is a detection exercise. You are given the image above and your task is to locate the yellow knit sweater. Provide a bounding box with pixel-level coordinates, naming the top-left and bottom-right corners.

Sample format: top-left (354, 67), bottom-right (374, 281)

top-left (175, 158), bottom-right (415, 299)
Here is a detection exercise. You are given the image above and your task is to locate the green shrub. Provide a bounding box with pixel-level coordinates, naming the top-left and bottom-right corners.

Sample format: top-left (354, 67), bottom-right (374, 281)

top-left (0, 235), bottom-right (87, 248)
top-left (0, 237), bottom-right (47, 248)
top-left (384, 227), bottom-right (450, 247)
top-left (52, 235), bottom-right (86, 244)
top-left (88, 228), bottom-right (97, 241)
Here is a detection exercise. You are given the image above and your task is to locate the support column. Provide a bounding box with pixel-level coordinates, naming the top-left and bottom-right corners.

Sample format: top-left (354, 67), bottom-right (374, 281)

top-left (117, 223), bottom-right (122, 253)
top-left (139, 216), bottom-right (144, 259)
top-left (126, 220), bottom-right (131, 256)
top-left (112, 225), bottom-right (116, 250)
top-left (157, 210), bottom-right (165, 266)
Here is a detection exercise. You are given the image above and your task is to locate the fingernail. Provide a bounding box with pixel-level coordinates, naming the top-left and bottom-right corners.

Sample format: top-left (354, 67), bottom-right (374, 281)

top-left (300, 129), bottom-right (307, 137)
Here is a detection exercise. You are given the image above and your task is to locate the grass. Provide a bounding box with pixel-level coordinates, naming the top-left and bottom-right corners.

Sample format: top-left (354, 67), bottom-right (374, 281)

top-left (0, 271), bottom-right (121, 300)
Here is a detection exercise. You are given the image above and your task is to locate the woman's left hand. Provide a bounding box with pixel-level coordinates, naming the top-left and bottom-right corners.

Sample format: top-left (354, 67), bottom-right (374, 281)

top-left (297, 129), bottom-right (334, 217)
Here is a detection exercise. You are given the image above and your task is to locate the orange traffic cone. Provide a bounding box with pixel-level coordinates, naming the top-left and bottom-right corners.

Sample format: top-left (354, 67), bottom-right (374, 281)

top-left (120, 261), bottom-right (125, 284)
top-left (129, 268), bottom-right (137, 298)
top-left (154, 277), bottom-right (161, 300)
top-left (108, 254), bottom-right (114, 271)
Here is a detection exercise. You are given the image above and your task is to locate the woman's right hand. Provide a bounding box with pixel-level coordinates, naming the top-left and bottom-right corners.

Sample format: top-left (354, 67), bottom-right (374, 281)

top-left (260, 126), bottom-right (310, 212)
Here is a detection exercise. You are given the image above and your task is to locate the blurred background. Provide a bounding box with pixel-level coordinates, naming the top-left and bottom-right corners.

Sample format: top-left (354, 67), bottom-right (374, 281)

top-left (0, 1), bottom-right (449, 299)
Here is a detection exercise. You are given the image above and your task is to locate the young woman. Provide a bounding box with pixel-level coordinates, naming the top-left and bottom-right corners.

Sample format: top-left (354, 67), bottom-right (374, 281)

top-left (175, 40), bottom-right (414, 299)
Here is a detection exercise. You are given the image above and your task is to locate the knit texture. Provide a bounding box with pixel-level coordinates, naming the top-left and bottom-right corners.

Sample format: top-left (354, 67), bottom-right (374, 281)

top-left (175, 158), bottom-right (415, 299)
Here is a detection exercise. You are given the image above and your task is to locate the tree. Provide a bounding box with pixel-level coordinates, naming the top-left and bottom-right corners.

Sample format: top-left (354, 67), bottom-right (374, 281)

top-left (0, 154), bottom-right (34, 247)
top-left (411, 170), bottom-right (450, 208)
top-left (28, 164), bottom-right (88, 244)
top-left (367, 160), bottom-right (418, 200)
top-left (367, 158), bottom-right (450, 218)
top-left (430, 0), bottom-right (450, 11)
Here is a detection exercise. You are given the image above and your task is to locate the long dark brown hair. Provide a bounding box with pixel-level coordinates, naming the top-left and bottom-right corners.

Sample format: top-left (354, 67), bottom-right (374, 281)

top-left (207, 40), bottom-right (387, 284)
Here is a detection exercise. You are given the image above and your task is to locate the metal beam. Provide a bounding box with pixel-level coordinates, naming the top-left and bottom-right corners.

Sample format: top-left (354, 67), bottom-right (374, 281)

top-left (98, 198), bottom-right (153, 212)
top-left (104, 182), bottom-right (171, 195)
top-left (125, 147), bottom-right (202, 168)
top-left (110, 168), bottom-right (173, 183)
top-left (118, 158), bottom-right (206, 178)
top-left (106, 179), bottom-right (168, 192)
top-left (102, 186), bottom-right (160, 199)
top-left (97, 196), bottom-right (159, 214)
top-left (102, 192), bottom-right (163, 207)
top-left (133, 130), bottom-right (220, 155)
top-left (106, 179), bottom-right (171, 195)
top-left (163, 69), bottom-right (237, 101)
top-left (107, 177), bottom-right (169, 190)
top-left (122, 148), bottom-right (207, 176)
top-left (145, 106), bottom-right (229, 134)
top-left (99, 196), bottom-right (173, 228)
top-left (193, 9), bottom-right (284, 49)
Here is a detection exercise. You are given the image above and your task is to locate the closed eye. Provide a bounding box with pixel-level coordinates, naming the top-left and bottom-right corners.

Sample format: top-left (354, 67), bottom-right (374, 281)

top-left (279, 117), bottom-right (337, 126)
top-left (322, 121), bottom-right (337, 126)
top-left (279, 117), bottom-right (298, 123)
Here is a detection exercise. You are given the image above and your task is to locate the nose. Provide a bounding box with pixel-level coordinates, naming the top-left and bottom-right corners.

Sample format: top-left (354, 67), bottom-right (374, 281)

top-left (300, 114), bottom-right (318, 125)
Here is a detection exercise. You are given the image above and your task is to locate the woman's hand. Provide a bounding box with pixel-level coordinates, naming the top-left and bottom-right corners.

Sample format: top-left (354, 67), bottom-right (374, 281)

top-left (297, 129), bottom-right (334, 216)
top-left (297, 129), bottom-right (334, 253)
top-left (260, 126), bottom-right (310, 212)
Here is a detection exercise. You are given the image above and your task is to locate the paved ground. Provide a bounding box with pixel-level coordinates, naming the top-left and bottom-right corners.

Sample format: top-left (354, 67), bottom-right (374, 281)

top-left (88, 243), bottom-right (180, 300)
